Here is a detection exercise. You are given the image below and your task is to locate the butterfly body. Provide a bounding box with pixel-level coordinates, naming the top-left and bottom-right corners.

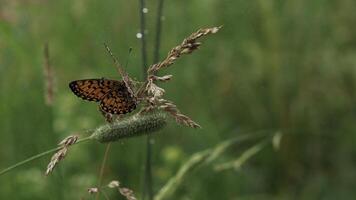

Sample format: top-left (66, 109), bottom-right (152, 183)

top-left (69, 79), bottom-right (137, 115)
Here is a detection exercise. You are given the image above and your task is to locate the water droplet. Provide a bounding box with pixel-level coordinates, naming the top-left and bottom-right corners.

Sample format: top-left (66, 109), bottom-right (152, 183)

top-left (136, 32), bottom-right (143, 39)
top-left (142, 8), bottom-right (148, 13)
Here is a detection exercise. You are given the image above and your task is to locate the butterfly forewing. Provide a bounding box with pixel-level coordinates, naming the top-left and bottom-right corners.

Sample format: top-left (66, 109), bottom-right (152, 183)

top-left (69, 78), bottom-right (137, 116)
top-left (69, 79), bottom-right (121, 102)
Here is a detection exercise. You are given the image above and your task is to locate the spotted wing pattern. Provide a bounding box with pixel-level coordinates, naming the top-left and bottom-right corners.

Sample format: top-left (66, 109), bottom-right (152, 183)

top-left (100, 87), bottom-right (137, 114)
top-left (69, 78), bottom-right (137, 115)
top-left (69, 79), bottom-right (122, 102)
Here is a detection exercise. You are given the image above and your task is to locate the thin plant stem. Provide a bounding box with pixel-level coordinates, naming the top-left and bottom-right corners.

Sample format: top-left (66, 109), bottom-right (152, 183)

top-left (144, 1), bottom-right (165, 200)
top-left (95, 143), bottom-right (112, 200)
top-left (125, 47), bottom-right (133, 68)
top-left (142, 1), bottom-right (166, 199)
top-left (101, 190), bottom-right (110, 200)
top-left (153, 0), bottom-right (165, 64)
top-left (138, 0), bottom-right (152, 199)
top-left (0, 137), bottom-right (92, 177)
top-left (139, 0), bottom-right (148, 77)
top-left (214, 139), bottom-right (269, 171)
top-left (144, 136), bottom-right (153, 200)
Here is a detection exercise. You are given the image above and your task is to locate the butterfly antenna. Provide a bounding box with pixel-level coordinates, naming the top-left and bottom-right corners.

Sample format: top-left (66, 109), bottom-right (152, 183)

top-left (103, 43), bottom-right (126, 78)
top-left (104, 43), bottom-right (135, 96)
top-left (125, 47), bottom-right (133, 68)
top-left (103, 43), bottom-right (117, 64)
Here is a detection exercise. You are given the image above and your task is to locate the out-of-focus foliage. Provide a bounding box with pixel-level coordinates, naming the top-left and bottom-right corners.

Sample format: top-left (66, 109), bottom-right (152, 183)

top-left (1, 0), bottom-right (356, 199)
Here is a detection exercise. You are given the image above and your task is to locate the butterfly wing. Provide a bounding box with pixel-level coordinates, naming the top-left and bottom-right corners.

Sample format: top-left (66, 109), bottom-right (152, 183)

top-left (69, 79), bottom-right (122, 102)
top-left (99, 87), bottom-right (137, 115)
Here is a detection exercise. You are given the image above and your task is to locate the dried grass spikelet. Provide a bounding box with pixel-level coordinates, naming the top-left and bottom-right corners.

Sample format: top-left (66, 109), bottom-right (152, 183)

top-left (159, 99), bottom-right (201, 128)
top-left (87, 187), bottom-right (99, 194)
top-left (90, 111), bottom-right (168, 143)
top-left (107, 180), bottom-right (137, 200)
top-left (147, 26), bottom-right (222, 74)
top-left (119, 187), bottom-right (137, 200)
top-left (45, 135), bottom-right (78, 175)
top-left (137, 26), bottom-right (222, 128)
top-left (87, 180), bottom-right (137, 200)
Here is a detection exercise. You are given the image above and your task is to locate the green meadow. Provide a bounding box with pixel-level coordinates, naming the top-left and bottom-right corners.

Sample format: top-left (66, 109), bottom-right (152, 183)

top-left (1, 0), bottom-right (356, 199)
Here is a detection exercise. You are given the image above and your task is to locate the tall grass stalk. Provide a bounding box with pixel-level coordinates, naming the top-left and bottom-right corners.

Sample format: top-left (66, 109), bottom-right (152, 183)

top-left (154, 131), bottom-right (275, 200)
top-left (137, 0), bottom-right (152, 199)
top-left (139, 0), bottom-right (165, 199)
top-left (153, 0), bottom-right (165, 64)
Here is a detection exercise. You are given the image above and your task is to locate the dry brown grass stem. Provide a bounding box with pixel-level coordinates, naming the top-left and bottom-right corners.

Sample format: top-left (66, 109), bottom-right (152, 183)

top-left (43, 43), bottom-right (54, 106)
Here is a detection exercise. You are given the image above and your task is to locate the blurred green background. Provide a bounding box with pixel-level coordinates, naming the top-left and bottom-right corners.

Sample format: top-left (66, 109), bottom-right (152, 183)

top-left (1, 0), bottom-right (356, 199)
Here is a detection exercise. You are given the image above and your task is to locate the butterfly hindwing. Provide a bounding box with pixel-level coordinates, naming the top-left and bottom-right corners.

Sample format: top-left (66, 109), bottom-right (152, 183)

top-left (69, 79), bottom-right (121, 102)
top-left (99, 88), bottom-right (137, 115)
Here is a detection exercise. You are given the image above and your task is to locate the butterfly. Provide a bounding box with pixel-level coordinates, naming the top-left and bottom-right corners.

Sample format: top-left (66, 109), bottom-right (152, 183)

top-left (69, 78), bottom-right (137, 119)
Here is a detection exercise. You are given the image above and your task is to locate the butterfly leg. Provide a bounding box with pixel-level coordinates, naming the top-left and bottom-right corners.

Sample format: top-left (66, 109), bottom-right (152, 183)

top-left (99, 106), bottom-right (114, 123)
top-left (114, 114), bottom-right (125, 120)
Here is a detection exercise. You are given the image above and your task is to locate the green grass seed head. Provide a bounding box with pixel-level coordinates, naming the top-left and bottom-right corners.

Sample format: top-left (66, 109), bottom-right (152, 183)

top-left (90, 111), bottom-right (168, 143)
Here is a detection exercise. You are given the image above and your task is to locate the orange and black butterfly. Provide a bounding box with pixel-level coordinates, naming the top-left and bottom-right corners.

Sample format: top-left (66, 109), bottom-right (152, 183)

top-left (69, 78), bottom-right (137, 118)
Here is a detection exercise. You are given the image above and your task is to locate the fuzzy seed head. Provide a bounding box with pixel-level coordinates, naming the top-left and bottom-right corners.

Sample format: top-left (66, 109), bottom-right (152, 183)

top-left (91, 111), bottom-right (168, 143)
